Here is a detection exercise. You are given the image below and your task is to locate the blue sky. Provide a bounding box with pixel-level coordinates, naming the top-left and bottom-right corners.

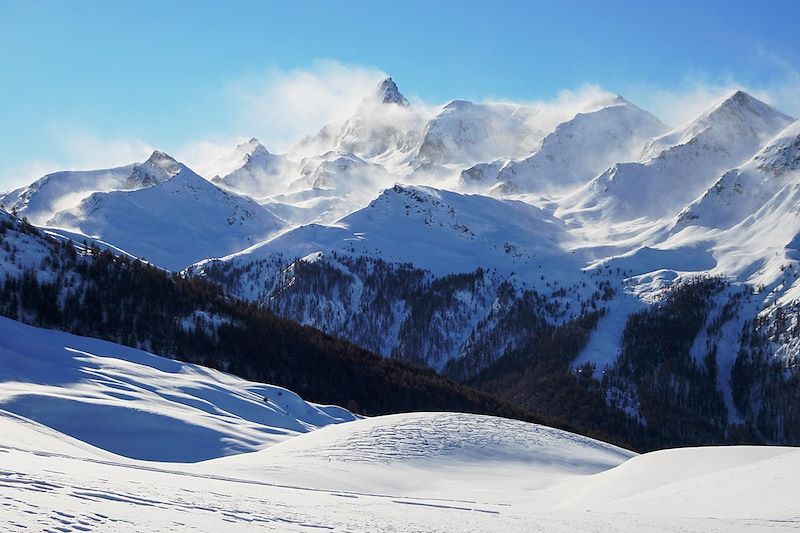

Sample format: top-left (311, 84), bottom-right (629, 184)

top-left (1, 0), bottom-right (799, 189)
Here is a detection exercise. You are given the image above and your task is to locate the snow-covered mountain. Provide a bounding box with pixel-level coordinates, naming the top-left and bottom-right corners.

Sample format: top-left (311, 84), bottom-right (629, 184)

top-left (48, 153), bottom-right (285, 270)
top-left (0, 150), bottom-right (190, 225)
top-left (205, 184), bottom-right (573, 279)
top-left (460, 97), bottom-right (666, 195)
top-left (560, 91), bottom-right (794, 223)
top-left (6, 78), bottom-right (800, 450)
top-left (192, 185), bottom-right (611, 371)
top-left (205, 138), bottom-right (292, 198)
top-left (1, 165), bottom-right (134, 225)
top-left (296, 77), bottom-right (424, 163)
top-left (609, 118), bottom-right (800, 292)
top-left (412, 100), bottom-right (536, 170)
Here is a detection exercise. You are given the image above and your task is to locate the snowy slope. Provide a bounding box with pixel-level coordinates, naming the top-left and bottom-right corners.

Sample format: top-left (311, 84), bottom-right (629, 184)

top-left (1, 150), bottom-right (188, 225)
top-left (207, 412), bottom-right (633, 495)
top-left (676, 119), bottom-right (800, 234)
top-left (1, 166), bottom-right (134, 224)
top-left (612, 120), bottom-right (800, 333)
top-left (48, 156), bottom-right (286, 270)
top-left (205, 138), bottom-right (293, 198)
top-left (0, 405), bottom-right (796, 532)
top-left (558, 445), bottom-right (799, 522)
top-left (413, 99), bottom-right (536, 168)
top-left (213, 184), bottom-right (574, 278)
top-left (260, 187), bottom-right (354, 225)
top-left (0, 316), bottom-right (354, 462)
top-left (560, 91), bottom-right (794, 223)
top-left (618, 119), bottom-right (800, 289)
top-left (460, 97), bottom-right (666, 195)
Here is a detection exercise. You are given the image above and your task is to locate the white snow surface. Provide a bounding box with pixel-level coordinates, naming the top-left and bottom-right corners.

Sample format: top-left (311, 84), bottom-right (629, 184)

top-left (205, 138), bottom-right (292, 198)
top-left (0, 384), bottom-right (797, 531)
top-left (47, 162), bottom-right (285, 270)
top-left (1, 166), bottom-right (135, 225)
top-left (216, 184), bottom-right (575, 278)
top-left (0, 316), bottom-right (796, 531)
top-left (559, 90), bottom-right (794, 223)
top-left (0, 316), bottom-right (354, 462)
top-left (459, 97), bottom-right (666, 195)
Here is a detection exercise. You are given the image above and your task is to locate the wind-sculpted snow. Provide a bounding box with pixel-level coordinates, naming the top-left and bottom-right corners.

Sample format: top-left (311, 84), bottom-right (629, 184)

top-left (0, 316), bottom-right (355, 462)
top-left (240, 412), bottom-right (632, 468)
top-left (0, 403), bottom-right (796, 532)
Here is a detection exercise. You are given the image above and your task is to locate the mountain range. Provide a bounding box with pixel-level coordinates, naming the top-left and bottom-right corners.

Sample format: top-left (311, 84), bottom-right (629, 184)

top-left (3, 77), bottom-right (800, 448)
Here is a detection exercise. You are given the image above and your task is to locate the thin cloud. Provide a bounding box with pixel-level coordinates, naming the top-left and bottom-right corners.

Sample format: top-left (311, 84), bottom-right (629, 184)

top-left (625, 52), bottom-right (800, 129)
top-left (624, 74), bottom-right (746, 129)
top-left (174, 138), bottom-right (248, 177)
top-left (0, 160), bottom-right (63, 192)
top-left (0, 130), bottom-right (154, 192)
top-left (227, 60), bottom-right (388, 152)
top-left (55, 129), bottom-right (154, 169)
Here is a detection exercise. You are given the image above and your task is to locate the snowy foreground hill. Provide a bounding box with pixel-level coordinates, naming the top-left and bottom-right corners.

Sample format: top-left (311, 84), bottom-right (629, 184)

top-left (1, 316), bottom-right (797, 532)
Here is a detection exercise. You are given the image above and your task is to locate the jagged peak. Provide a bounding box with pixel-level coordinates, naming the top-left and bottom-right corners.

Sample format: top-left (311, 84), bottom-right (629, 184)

top-left (378, 183), bottom-right (438, 202)
top-left (374, 76), bottom-right (409, 106)
top-left (236, 137), bottom-right (269, 155)
top-left (699, 89), bottom-right (790, 126)
top-left (144, 149), bottom-right (179, 166)
top-left (609, 94), bottom-right (634, 107)
top-left (718, 89), bottom-right (757, 107)
top-left (126, 150), bottom-right (182, 188)
top-left (641, 89), bottom-right (792, 161)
